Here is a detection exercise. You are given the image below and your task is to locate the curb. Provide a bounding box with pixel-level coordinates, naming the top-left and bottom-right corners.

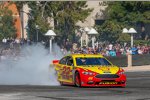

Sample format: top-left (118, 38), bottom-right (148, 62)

top-left (122, 65), bottom-right (150, 72)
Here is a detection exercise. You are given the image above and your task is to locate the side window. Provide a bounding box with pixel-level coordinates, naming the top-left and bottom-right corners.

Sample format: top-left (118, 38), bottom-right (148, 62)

top-left (66, 56), bottom-right (73, 66)
top-left (59, 57), bottom-right (67, 65)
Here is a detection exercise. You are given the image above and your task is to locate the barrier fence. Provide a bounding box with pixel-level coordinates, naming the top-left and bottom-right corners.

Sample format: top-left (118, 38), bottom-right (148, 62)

top-left (106, 54), bottom-right (150, 67)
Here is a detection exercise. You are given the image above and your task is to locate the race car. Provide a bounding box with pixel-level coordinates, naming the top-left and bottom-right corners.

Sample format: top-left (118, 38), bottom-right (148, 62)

top-left (52, 54), bottom-right (126, 87)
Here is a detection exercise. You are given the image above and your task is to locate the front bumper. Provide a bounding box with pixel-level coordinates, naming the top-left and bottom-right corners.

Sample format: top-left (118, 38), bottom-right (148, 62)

top-left (80, 74), bottom-right (126, 87)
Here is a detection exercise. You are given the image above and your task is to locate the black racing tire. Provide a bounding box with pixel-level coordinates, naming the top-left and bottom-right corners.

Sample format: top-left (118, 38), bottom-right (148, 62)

top-left (75, 72), bottom-right (81, 87)
top-left (59, 81), bottom-right (64, 86)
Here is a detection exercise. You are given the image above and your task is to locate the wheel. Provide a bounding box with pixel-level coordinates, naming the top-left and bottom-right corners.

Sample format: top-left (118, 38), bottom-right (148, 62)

top-left (59, 81), bottom-right (64, 86)
top-left (75, 72), bottom-right (81, 87)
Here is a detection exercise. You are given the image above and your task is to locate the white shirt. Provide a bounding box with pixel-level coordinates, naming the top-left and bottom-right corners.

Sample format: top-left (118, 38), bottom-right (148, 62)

top-left (108, 44), bottom-right (113, 50)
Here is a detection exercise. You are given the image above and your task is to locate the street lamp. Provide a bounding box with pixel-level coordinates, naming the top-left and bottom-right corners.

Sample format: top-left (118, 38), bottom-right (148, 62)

top-left (122, 28), bottom-right (137, 47)
top-left (79, 28), bottom-right (84, 48)
top-left (88, 28), bottom-right (98, 49)
top-left (45, 30), bottom-right (56, 53)
top-left (84, 27), bottom-right (90, 47)
top-left (123, 28), bottom-right (137, 67)
top-left (36, 25), bottom-right (39, 42)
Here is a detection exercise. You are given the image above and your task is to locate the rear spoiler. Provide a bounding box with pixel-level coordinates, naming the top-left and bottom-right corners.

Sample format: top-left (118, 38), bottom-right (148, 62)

top-left (50, 60), bottom-right (59, 67)
top-left (53, 60), bottom-right (59, 64)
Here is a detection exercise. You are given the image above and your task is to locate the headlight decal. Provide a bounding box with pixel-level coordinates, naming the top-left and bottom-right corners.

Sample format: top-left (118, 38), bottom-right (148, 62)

top-left (117, 68), bottom-right (125, 75)
top-left (82, 71), bottom-right (96, 76)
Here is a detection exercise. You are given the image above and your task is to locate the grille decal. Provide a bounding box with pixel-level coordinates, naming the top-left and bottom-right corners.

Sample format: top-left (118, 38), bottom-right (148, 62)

top-left (95, 74), bottom-right (119, 78)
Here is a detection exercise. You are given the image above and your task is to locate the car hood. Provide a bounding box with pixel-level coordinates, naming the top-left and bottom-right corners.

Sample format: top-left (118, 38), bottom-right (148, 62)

top-left (77, 65), bottom-right (120, 74)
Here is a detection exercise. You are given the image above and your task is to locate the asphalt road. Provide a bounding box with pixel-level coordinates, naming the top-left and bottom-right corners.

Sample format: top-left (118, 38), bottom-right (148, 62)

top-left (0, 71), bottom-right (150, 100)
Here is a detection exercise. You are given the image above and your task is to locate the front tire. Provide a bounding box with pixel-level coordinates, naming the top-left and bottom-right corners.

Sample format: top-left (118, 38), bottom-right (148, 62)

top-left (75, 72), bottom-right (81, 87)
top-left (59, 81), bottom-right (64, 86)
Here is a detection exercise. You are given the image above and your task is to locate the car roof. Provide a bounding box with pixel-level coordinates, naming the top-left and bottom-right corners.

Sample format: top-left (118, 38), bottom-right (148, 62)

top-left (66, 54), bottom-right (104, 58)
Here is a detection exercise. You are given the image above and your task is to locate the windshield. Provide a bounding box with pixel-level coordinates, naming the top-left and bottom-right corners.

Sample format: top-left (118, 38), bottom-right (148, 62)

top-left (76, 57), bottom-right (112, 66)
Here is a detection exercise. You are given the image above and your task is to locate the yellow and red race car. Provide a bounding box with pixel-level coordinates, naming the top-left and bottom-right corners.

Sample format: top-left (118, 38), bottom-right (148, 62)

top-left (52, 54), bottom-right (126, 87)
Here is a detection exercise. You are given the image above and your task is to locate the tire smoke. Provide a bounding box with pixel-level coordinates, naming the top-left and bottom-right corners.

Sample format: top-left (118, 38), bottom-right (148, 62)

top-left (0, 43), bottom-right (63, 85)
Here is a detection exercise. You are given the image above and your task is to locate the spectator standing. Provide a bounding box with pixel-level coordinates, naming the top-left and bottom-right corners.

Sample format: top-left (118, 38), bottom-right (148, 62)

top-left (109, 49), bottom-right (116, 57)
top-left (116, 49), bottom-right (121, 57)
top-left (108, 43), bottom-right (113, 50)
top-left (2, 38), bottom-right (7, 43)
top-left (138, 48), bottom-right (143, 55)
top-left (131, 46), bottom-right (138, 55)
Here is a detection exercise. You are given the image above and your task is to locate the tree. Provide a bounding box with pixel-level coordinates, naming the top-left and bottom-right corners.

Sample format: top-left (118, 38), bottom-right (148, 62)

top-left (27, 1), bottom-right (92, 47)
top-left (45, 1), bottom-right (92, 47)
top-left (107, 2), bottom-right (150, 25)
top-left (27, 1), bottom-right (52, 42)
top-left (96, 21), bottom-right (123, 42)
top-left (0, 2), bottom-right (16, 40)
top-left (96, 1), bottom-right (150, 43)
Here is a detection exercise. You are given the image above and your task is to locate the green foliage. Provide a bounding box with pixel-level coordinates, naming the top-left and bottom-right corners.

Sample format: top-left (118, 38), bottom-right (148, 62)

top-left (108, 1), bottom-right (150, 25)
top-left (14, 1), bottom-right (29, 15)
top-left (96, 1), bottom-right (150, 43)
top-left (52, 1), bottom-right (92, 46)
top-left (118, 33), bottom-right (130, 42)
top-left (27, 1), bottom-right (92, 45)
top-left (0, 2), bottom-right (16, 40)
top-left (0, 15), bottom-right (16, 38)
top-left (134, 39), bottom-right (150, 46)
top-left (27, 1), bottom-right (52, 41)
top-left (14, 1), bottom-right (25, 13)
top-left (96, 21), bottom-right (123, 42)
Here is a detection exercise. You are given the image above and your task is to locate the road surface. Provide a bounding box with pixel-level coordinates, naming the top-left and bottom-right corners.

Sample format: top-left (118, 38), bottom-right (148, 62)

top-left (0, 71), bottom-right (150, 100)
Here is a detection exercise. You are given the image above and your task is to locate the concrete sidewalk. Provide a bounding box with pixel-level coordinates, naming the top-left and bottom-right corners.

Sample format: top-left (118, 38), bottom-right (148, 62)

top-left (122, 65), bottom-right (150, 72)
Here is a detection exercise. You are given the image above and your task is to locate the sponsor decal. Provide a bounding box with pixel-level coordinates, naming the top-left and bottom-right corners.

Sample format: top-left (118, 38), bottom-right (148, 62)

top-left (99, 82), bottom-right (117, 85)
top-left (98, 67), bottom-right (111, 73)
top-left (88, 77), bottom-right (93, 80)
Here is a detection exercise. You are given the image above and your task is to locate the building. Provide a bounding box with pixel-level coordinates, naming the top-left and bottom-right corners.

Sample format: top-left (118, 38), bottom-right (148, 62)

top-left (14, 1), bottom-right (107, 40)
top-left (4, 1), bottom-right (108, 40)
top-left (76, 1), bottom-right (108, 46)
top-left (76, 1), bottom-right (107, 27)
top-left (21, 4), bottom-right (30, 39)
top-left (3, 2), bottom-right (29, 40)
top-left (4, 1), bottom-right (149, 41)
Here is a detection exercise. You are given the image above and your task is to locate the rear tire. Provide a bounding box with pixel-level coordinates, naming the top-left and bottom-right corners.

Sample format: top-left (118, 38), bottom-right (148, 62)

top-left (59, 81), bottom-right (64, 86)
top-left (75, 72), bottom-right (81, 87)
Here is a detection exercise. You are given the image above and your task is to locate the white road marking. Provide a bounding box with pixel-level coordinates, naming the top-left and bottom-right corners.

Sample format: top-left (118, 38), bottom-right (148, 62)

top-left (0, 93), bottom-right (22, 100)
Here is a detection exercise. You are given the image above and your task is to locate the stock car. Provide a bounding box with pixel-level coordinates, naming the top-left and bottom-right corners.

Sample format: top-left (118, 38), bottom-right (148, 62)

top-left (52, 54), bottom-right (126, 87)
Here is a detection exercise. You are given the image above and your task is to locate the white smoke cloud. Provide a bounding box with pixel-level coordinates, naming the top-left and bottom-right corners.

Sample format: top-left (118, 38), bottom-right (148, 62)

top-left (0, 43), bottom-right (63, 85)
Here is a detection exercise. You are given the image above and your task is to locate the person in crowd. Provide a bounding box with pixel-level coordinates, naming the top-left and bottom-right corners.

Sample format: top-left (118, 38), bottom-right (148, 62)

top-left (138, 47), bottom-right (143, 55)
top-left (109, 49), bottom-right (116, 57)
top-left (108, 43), bottom-right (113, 51)
top-left (131, 45), bottom-right (138, 55)
top-left (1, 38), bottom-right (150, 58)
top-left (116, 49), bottom-right (121, 57)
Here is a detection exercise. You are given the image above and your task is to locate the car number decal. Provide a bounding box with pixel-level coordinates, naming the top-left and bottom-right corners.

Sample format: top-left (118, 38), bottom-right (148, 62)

top-left (62, 66), bottom-right (72, 80)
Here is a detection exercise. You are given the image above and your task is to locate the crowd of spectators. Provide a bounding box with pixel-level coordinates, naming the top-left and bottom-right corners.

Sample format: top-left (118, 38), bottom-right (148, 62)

top-left (61, 43), bottom-right (150, 57)
top-left (0, 37), bottom-right (150, 60)
top-left (0, 38), bottom-right (32, 61)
